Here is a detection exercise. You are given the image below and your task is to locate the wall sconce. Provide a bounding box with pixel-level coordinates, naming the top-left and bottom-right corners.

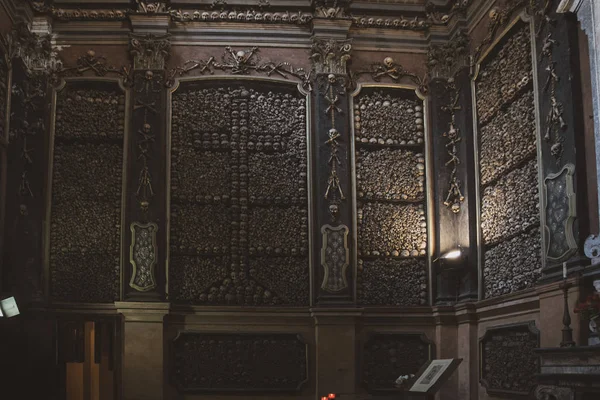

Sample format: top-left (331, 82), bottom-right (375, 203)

top-left (0, 296), bottom-right (20, 318)
top-left (435, 247), bottom-right (467, 271)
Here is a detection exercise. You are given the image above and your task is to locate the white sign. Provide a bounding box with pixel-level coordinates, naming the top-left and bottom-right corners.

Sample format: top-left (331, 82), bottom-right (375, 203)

top-left (0, 297), bottom-right (20, 318)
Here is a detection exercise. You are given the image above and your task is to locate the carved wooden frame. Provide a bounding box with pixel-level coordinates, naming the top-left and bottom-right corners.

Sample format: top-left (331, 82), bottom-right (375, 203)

top-left (169, 330), bottom-right (310, 393)
top-left (359, 331), bottom-right (436, 394)
top-left (479, 321), bottom-right (540, 397)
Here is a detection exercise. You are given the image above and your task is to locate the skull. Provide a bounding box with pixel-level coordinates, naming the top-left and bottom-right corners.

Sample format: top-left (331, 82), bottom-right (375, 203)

top-left (384, 57), bottom-right (395, 68)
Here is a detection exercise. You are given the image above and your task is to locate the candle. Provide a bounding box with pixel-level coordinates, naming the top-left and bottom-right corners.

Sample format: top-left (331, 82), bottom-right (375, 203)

top-left (563, 262), bottom-right (567, 279)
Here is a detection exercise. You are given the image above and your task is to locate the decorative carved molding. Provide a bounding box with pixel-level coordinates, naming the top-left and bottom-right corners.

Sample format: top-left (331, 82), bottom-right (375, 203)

top-left (311, 38), bottom-right (352, 76)
top-left (314, 0), bottom-right (352, 19)
top-left (480, 321), bottom-right (540, 397)
top-left (441, 80), bottom-right (464, 213)
top-left (135, 1), bottom-right (167, 14)
top-left (133, 70), bottom-right (162, 212)
top-left (171, 332), bottom-right (308, 392)
top-left (539, 31), bottom-right (567, 162)
top-left (167, 47), bottom-right (311, 90)
top-left (129, 222), bottom-right (158, 292)
top-left (321, 224), bottom-right (349, 292)
top-left (130, 34), bottom-right (170, 71)
top-left (351, 15), bottom-right (431, 30)
top-left (362, 333), bottom-right (434, 392)
top-left (36, 6), bottom-right (129, 21)
top-left (3, 22), bottom-right (58, 72)
top-left (352, 57), bottom-right (427, 93)
top-left (51, 50), bottom-right (132, 86)
top-left (472, 1), bottom-right (534, 66)
top-left (427, 30), bottom-right (469, 78)
top-left (544, 164), bottom-right (577, 262)
top-left (169, 8), bottom-right (313, 24)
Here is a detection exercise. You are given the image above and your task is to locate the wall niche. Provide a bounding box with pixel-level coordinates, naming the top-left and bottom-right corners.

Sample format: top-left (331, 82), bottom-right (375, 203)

top-left (474, 17), bottom-right (542, 299)
top-left (48, 79), bottom-right (127, 303)
top-left (353, 86), bottom-right (429, 306)
top-left (168, 79), bottom-right (310, 306)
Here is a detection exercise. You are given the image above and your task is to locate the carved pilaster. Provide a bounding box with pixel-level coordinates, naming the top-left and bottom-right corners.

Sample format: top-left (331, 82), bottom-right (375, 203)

top-left (311, 37), bottom-right (354, 304)
top-left (430, 68), bottom-right (477, 304)
top-left (558, 0), bottom-right (600, 268)
top-left (427, 30), bottom-right (470, 79)
top-left (124, 34), bottom-right (170, 300)
top-left (536, 0), bottom-right (590, 280)
top-left (1, 22), bottom-right (49, 304)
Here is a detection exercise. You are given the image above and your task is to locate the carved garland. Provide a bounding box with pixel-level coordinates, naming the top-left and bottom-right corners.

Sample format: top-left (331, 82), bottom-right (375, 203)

top-left (351, 57), bottom-right (427, 94)
top-left (540, 31), bottom-right (566, 162)
top-left (166, 47), bottom-right (311, 90)
top-left (442, 80), bottom-right (465, 213)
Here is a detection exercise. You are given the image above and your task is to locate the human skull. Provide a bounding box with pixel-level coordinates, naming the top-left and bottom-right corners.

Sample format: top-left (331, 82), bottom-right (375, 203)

top-left (384, 57), bottom-right (395, 68)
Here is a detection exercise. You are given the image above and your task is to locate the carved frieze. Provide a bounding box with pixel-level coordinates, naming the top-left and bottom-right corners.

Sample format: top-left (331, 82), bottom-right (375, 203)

top-left (169, 82), bottom-right (309, 306)
top-left (169, 8), bottom-right (313, 24)
top-left (168, 47), bottom-right (311, 90)
top-left (352, 57), bottom-right (426, 92)
top-left (480, 322), bottom-right (540, 396)
top-left (52, 50), bottom-right (131, 86)
top-left (544, 164), bottom-right (577, 262)
top-left (129, 222), bottom-right (158, 292)
top-left (362, 333), bottom-right (433, 392)
top-left (171, 332), bottom-right (308, 392)
top-left (49, 83), bottom-right (125, 303)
